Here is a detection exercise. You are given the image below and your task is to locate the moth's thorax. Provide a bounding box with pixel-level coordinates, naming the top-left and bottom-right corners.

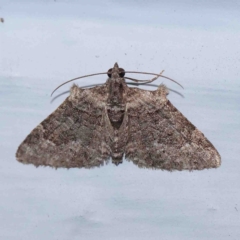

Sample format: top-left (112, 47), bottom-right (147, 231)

top-left (107, 77), bottom-right (126, 104)
top-left (106, 76), bottom-right (127, 129)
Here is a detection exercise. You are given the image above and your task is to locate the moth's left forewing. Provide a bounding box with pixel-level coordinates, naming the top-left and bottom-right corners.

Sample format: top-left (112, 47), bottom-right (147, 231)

top-left (125, 85), bottom-right (221, 171)
top-left (16, 84), bottom-right (113, 168)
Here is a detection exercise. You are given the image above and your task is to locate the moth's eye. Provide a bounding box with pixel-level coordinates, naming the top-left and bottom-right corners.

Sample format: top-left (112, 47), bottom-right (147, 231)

top-left (119, 68), bottom-right (125, 77)
top-left (107, 68), bottom-right (112, 78)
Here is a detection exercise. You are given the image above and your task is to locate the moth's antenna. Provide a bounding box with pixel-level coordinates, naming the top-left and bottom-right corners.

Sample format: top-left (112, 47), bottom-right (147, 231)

top-left (125, 71), bottom-right (184, 89)
top-left (51, 72), bottom-right (107, 96)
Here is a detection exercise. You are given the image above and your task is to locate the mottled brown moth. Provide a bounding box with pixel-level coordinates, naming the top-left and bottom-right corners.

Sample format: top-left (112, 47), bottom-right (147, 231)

top-left (16, 63), bottom-right (221, 170)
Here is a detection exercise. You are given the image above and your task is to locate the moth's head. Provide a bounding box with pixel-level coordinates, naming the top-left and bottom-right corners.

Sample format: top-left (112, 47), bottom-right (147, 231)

top-left (107, 62), bottom-right (125, 78)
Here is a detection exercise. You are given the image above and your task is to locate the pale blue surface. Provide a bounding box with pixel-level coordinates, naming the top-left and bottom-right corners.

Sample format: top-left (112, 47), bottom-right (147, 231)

top-left (0, 1), bottom-right (240, 239)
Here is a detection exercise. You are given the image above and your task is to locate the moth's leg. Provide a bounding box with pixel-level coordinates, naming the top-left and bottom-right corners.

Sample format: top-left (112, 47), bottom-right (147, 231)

top-left (124, 70), bottom-right (164, 84)
top-left (145, 70), bottom-right (165, 84)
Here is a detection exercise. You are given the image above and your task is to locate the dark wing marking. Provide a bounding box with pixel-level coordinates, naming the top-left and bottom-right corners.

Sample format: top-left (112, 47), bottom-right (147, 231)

top-left (125, 85), bottom-right (221, 171)
top-left (16, 84), bottom-right (113, 168)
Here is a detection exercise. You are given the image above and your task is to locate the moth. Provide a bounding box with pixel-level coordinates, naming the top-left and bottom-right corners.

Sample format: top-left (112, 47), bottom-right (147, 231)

top-left (16, 63), bottom-right (221, 170)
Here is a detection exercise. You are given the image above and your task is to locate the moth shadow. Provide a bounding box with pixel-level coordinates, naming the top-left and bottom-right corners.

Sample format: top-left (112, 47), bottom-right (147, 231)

top-left (51, 90), bottom-right (70, 103)
top-left (50, 83), bottom-right (184, 103)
